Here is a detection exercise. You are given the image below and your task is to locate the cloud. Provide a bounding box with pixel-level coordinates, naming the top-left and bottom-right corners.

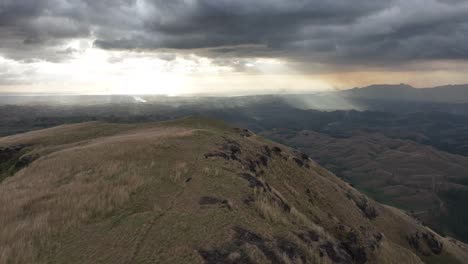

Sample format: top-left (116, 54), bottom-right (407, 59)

top-left (0, 0), bottom-right (468, 68)
top-left (0, 57), bottom-right (38, 85)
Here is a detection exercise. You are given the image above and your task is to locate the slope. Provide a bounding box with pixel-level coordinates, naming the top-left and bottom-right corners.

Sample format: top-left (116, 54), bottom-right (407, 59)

top-left (0, 117), bottom-right (467, 264)
top-left (260, 129), bottom-right (468, 242)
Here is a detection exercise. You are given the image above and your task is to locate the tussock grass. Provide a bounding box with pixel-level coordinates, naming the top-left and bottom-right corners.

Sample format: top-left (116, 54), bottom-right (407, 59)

top-left (253, 187), bottom-right (289, 226)
top-left (0, 125), bottom-right (194, 263)
top-left (242, 243), bottom-right (270, 263)
top-left (1, 118), bottom-right (467, 263)
top-left (171, 161), bottom-right (189, 183)
top-left (0, 159), bottom-right (147, 263)
top-left (252, 184), bottom-right (333, 244)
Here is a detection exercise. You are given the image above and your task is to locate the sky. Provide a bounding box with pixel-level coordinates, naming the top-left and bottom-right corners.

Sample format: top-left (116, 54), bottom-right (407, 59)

top-left (1, 0), bottom-right (468, 95)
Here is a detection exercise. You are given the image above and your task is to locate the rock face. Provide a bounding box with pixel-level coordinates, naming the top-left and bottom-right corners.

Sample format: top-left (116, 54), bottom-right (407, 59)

top-left (407, 232), bottom-right (444, 256)
top-left (0, 144), bottom-right (36, 181)
top-left (0, 118), bottom-right (467, 264)
top-left (0, 145), bottom-right (25, 164)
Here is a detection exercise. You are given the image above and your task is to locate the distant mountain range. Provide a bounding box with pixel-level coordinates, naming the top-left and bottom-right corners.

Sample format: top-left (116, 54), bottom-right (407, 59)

top-left (340, 84), bottom-right (468, 103)
top-left (2, 83), bottom-right (468, 106)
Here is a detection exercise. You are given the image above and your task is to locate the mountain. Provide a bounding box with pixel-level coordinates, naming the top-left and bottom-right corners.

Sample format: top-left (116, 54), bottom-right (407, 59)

top-left (342, 84), bottom-right (417, 100)
top-left (2, 101), bottom-right (468, 244)
top-left (342, 84), bottom-right (468, 103)
top-left (3, 83), bottom-right (468, 123)
top-left (1, 118), bottom-right (467, 264)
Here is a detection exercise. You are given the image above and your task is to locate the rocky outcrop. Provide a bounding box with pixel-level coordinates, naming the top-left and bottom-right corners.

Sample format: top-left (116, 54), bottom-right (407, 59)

top-left (407, 231), bottom-right (443, 256)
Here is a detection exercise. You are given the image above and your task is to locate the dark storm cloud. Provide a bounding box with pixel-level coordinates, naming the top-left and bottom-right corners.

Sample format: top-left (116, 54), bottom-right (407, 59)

top-left (1, 0), bottom-right (468, 66)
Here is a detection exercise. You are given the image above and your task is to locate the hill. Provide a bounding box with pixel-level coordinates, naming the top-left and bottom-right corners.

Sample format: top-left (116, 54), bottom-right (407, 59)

top-left (261, 129), bottom-right (468, 243)
top-left (342, 84), bottom-right (468, 103)
top-left (1, 118), bottom-right (468, 263)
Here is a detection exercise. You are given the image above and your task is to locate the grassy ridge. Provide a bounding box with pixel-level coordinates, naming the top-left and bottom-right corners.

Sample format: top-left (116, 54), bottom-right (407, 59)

top-left (0, 118), bottom-right (467, 263)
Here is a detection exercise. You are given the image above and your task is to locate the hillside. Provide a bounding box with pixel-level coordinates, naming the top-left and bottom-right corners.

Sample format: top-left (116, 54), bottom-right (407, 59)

top-left (261, 129), bottom-right (468, 242)
top-left (1, 118), bottom-right (468, 263)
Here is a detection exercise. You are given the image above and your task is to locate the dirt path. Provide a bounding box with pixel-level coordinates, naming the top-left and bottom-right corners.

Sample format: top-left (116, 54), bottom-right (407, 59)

top-left (127, 186), bottom-right (187, 264)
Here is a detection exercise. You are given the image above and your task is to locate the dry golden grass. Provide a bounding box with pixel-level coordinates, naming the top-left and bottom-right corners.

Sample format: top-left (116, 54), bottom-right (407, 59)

top-left (1, 119), bottom-right (468, 264)
top-left (253, 188), bottom-right (290, 226)
top-left (371, 240), bottom-right (423, 264)
top-left (171, 162), bottom-right (189, 183)
top-left (241, 244), bottom-right (270, 264)
top-left (0, 124), bottom-right (194, 263)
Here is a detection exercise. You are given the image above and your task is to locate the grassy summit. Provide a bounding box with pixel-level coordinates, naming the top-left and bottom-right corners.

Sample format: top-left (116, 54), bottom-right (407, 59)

top-left (0, 117), bottom-right (467, 263)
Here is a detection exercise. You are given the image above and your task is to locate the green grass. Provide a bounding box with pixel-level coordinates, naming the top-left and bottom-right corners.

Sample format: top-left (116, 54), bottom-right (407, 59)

top-left (0, 148), bottom-right (29, 182)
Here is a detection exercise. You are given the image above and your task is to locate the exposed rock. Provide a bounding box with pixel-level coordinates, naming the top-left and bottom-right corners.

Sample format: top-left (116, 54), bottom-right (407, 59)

top-left (234, 128), bottom-right (253, 138)
top-left (258, 155), bottom-right (268, 166)
top-left (320, 242), bottom-right (352, 264)
top-left (342, 244), bottom-right (367, 264)
top-left (198, 226), bottom-right (278, 264)
top-left (423, 232), bottom-right (443, 255)
top-left (0, 144), bottom-right (25, 153)
top-left (407, 233), bottom-right (421, 252)
top-left (199, 196), bottom-right (232, 210)
top-left (204, 138), bottom-right (242, 161)
top-left (406, 232), bottom-right (443, 256)
top-left (198, 249), bottom-right (251, 264)
top-left (204, 152), bottom-right (230, 160)
top-left (262, 146), bottom-right (272, 158)
top-left (199, 226), bottom-right (337, 264)
top-left (298, 152), bottom-right (309, 161)
top-left (276, 237), bottom-right (307, 263)
top-left (0, 145), bottom-right (26, 163)
top-left (242, 159), bottom-right (257, 173)
top-left (238, 173), bottom-right (264, 188)
top-left (341, 239), bottom-right (367, 264)
top-left (232, 226), bottom-right (281, 263)
top-left (1, 145), bottom-right (35, 181)
top-left (296, 230), bottom-right (320, 245)
top-left (15, 155), bottom-right (35, 170)
top-left (374, 232), bottom-right (384, 242)
top-left (292, 151), bottom-right (311, 169)
top-left (354, 196), bottom-right (378, 219)
top-left (272, 146), bottom-right (282, 154)
top-left (242, 196), bottom-right (255, 205)
top-left (232, 226), bottom-right (265, 245)
top-left (293, 157), bottom-right (304, 167)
